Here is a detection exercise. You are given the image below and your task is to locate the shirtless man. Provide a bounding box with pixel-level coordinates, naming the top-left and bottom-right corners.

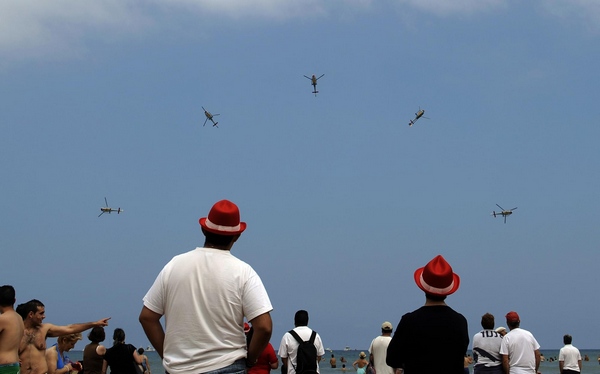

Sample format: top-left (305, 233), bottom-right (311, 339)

top-left (17, 299), bottom-right (110, 374)
top-left (0, 285), bottom-right (24, 374)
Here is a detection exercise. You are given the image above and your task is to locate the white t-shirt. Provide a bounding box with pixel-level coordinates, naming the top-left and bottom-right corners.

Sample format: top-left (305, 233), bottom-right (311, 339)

top-left (559, 344), bottom-right (581, 372)
top-left (143, 247), bottom-right (273, 374)
top-left (472, 329), bottom-right (503, 367)
top-left (499, 328), bottom-right (540, 374)
top-left (368, 335), bottom-right (393, 374)
top-left (278, 326), bottom-right (325, 374)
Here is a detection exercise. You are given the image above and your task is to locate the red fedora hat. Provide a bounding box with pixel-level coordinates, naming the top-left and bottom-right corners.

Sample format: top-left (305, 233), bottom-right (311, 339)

top-left (414, 255), bottom-right (460, 296)
top-left (199, 200), bottom-right (246, 235)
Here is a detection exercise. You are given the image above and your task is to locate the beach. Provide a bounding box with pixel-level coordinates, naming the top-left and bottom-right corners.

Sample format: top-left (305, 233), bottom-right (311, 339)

top-left (66, 348), bottom-right (600, 374)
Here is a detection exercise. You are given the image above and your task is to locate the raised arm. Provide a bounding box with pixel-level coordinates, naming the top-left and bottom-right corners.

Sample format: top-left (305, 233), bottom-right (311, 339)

top-left (47, 318), bottom-right (110, 337)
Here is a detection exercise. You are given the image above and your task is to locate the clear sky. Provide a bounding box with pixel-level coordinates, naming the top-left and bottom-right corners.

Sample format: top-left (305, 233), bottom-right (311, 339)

top-left (2, 0), bottom-right (600, 351)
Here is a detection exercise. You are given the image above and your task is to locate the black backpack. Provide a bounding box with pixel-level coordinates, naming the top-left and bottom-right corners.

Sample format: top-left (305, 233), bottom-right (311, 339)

top-left (288, 329), bottom-right (318, 374)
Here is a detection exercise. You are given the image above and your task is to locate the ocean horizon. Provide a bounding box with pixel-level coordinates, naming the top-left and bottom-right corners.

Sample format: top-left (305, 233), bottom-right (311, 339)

top-left (66, 348), bottom-right (600, 374)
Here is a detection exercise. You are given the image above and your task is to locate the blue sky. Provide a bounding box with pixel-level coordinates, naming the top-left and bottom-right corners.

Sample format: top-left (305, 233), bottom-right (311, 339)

top-left (2, 0), bottom-right (600, 351)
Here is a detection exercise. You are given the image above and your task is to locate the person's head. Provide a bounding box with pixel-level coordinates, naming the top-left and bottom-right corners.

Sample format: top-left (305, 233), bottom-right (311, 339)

top-left (137, 347), bottom-right (145, 355)
top-left (359, 352), bottom-right (366, 359)
top-left (505, 311), bottom-right (520, 329)
top-left (88, 326), bottom-right (106, 343)
top-left (563, 334), bottom-right (573, 345)
top-left (58, 333), bottom-right (82, 352)
top-left (381, 321), bottom-right (393, 334)
top-left (112, 328), bottom-right (126, 345)
top-left (0, 285), bottom-right (16, 307)
top-left (481, 313), bottom-right (495, 330)
top-left (294, 310), bottom-right (309, 327)
top-left (17, 299), bottom-right (45, 325)
top-left (199, 200), bottom-right (246, 249)
top-left (414, 255), bottom-right (460, 298)
top-left (495, 327), bottom-right (507, 336)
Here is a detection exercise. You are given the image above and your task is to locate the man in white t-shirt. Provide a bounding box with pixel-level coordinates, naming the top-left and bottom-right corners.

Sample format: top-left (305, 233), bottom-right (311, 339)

top-left (559, 334), bottom-right (581, 374)
top-left (368, 322), bottom-right (394, 374)
top-left (279, 310), bottom-right (325, 374)
top-left (472, 313), bottom-right (503, 374)
top-left (500, 311), bottom-right (540, 374)
top-left (139, 200), bottom-right (273, 374)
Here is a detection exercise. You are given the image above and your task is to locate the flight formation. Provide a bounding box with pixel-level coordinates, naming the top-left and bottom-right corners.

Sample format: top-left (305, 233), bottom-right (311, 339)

top-left (111, 75), bottom-right (517, 223)
top-left (202, 74), bottom-right (431, 129)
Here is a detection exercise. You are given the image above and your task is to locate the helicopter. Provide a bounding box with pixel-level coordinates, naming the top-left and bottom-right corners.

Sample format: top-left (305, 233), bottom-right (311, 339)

top-left (202, 106), bottom-right (219, 127)
top-left (304, 74), bottom-right (324, 96)
top-left (99, 197), bottom-right (123, 217)
top-left (492, 204), bottom-right (517, 223)
top-left (409, 108), bottom-right (429, 126)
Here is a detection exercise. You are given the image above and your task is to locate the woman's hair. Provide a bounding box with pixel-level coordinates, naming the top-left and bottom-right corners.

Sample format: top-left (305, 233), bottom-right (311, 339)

top-left (59, 333), bottom-right (82, 344)
top-left (112, 328), bottom-right (126, 345)
top-left (88, 326), bottom-right (106, 343)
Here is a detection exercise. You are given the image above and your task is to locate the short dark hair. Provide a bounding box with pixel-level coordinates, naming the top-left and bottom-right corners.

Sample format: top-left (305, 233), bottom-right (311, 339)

top-left (0, 285), bottom-right (16, 307)
top-left (294, 310), bottom-right (309, 327)
top-left (564, 334), bottom-right (573, 345)
top-left (507, 320), bottom-right (520, 329)
top-left (16, 299), bottom-right (44, 320)
top-left (88, 326), bottom-right (106, 343)
top-left (137, 347), bottom-right (145, 354)
top-left (203, 229), bottom-right (237, 247)
top-left (481, 313), bottom-right (495, 330)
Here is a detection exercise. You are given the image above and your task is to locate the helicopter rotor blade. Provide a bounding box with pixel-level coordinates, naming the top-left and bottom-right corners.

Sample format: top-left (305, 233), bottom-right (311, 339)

top-left (317, 74), bottom-right (324, 80)
top-left (511, 207), bottom-right (518, 211)
top-left (303, 75), bottom-right (311, 80)
top-left (104, 197), bottom-right (108, 207)
top-left (496, 204), bottom-right (505, 211)
top-left (98, 211), bottom-right (104, 217)
top-left (203, 118), bottom-right (208, 126)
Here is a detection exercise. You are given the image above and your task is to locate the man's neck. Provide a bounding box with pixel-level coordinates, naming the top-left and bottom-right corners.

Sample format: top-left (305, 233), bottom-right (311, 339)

top-left (24, 320), bottom-right (40, 329)
top-left (424, 299), bottom-right (447, 306)
top-left (204, 244), bottom-right (231, 250)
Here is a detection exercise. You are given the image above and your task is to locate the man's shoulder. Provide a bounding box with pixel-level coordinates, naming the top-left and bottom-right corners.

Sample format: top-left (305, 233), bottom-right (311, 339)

top-left (289, 326), bottom-right (318, 340)
top-left (39, 323), bottom-right (54, 335)
top-left (0, 310), bottom-right (22, 324)
top-left (293, 326), bottom-right (313, 332)
top-left (372, 335), bottom-right (391, 343)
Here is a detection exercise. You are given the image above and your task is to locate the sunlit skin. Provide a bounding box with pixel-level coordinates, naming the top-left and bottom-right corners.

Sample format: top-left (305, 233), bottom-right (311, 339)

top-left (0, 301), bottom-right (24, 365)
top-left (46, 336), bottom-right (81, 374)
top-left (19, 306), bottom-right (110, 374)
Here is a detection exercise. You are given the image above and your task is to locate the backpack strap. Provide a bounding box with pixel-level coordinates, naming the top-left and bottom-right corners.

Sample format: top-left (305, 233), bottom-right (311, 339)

top-left (287, 330), bottom-right (302, 371)
top-left (289, 329), bottom-right (304, 344)
top-left (288, 329), bottom-right (317, 344)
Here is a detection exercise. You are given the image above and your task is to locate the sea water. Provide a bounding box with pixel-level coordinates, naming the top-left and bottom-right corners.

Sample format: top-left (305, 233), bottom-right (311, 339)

top-left (66, 348), bottom-right (600, 374)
